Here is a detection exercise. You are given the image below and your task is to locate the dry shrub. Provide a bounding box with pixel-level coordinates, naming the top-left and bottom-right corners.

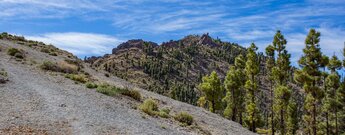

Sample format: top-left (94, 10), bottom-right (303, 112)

top-left (57, 61), bottom-right (78, 74)
top-left (41, 60), bottom-right (78, 74)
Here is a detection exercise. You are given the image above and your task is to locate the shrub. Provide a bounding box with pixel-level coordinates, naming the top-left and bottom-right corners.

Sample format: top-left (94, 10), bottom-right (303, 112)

top-left (160, 108), bottom-right (170, 114)
top-left (64, 59), bottom-right (83, 68)
top-left (122, 89), bottom-right (141, 101)
top-left (7, 48), bottom-right (24, 59)
top-left (174, 112), bottom-right (193, 126)
top-left (158, 110), bottom-right (170, 118)
top-left (40, 48), bottom-right (50, 53)
top-left (96, 83), bottom-right (127, 96)
top-left (40, 61), bottom-right (58, 71)
top-left (41, 60), bottom-right (78, 74)
top-left (86, 82), bottom-right (98, 89)
top-left (57, 61), bottom-right (78, 74)
top-left (49, 52), bottom-right (58, 56)
top-left (139, 99), bottom-right (159, 116)
top-left (65, 74), bottom-right (87, 83)
top-left (0, 69), bottom-right (8, 84)
top-left (7, 48), bottom-right (20, 56)
top-left (14, 53), bottom-right (24, 59)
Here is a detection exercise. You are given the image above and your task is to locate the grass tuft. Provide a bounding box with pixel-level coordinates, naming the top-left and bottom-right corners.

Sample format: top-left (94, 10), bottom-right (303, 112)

top-left (96, 83), bottom-right (127, 96)
top-left (85, 82), bottom-right (98, 89)
top-left (122, 89), bottom-right (141, 101)
top-left (174, 112), bottom-right (193, 126)
top-left (65, 74), bottom-right (88, 83)
top-left (139, 99), bottom-right (159, 116)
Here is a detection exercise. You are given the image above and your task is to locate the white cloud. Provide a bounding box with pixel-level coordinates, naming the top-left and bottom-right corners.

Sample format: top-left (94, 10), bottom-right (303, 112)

top-left (26, 32), bottom-right (123, 57)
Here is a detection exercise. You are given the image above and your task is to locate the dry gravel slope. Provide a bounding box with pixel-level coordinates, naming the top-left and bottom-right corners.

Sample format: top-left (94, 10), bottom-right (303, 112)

top-left (0, 39), bottom-right (255, 135)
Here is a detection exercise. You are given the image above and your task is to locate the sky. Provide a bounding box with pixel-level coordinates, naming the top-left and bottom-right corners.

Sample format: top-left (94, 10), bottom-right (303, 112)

top-left (1, 0), bottom-right (345, 66)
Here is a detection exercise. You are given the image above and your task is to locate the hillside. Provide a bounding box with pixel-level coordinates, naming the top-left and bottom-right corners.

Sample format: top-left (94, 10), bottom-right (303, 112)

top-left (0, 33), bottom-right (254, 134)
top-left (86, 33), bottom-right (251, 105)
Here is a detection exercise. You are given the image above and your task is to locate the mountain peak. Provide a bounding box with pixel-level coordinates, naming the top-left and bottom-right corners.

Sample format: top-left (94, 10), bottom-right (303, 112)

top-left (112, 39), bottom-right (158, 54)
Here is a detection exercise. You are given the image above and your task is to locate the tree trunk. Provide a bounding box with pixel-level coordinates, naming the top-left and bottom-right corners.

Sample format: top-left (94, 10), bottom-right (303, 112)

top-left (313, 102), bottom-right (317, 135)
top-left (326, 112), bottom-right (329, 135)
top-left (281, 110), bottom-right (285, 135)
top-left (270, 82), bottom-right (275, 135)
top-left (335, 108), bottom-right (338, 135)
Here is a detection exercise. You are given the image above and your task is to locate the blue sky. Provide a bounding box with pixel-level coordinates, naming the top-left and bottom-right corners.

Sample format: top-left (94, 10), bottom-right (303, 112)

top-left (1, 0), bottom-right (345, 65)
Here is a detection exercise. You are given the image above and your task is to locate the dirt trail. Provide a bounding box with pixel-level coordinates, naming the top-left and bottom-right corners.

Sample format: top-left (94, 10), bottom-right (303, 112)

top-left (0, 40), bottom-right (255, 135)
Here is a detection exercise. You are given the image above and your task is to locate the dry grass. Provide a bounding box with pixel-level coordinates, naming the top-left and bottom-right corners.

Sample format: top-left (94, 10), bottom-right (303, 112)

top-left (57, 61), bottom-right (78, 74)
top-left (41, 60), bottom-right (78, 74)
top-left (174, 112), bottom-right (193, 126)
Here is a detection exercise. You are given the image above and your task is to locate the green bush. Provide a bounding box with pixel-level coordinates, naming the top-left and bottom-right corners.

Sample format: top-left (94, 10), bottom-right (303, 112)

top-left (40, 61), bottom-right (58, 71)
top-left (7, 48), bottom-right (24, 59)
top-left (0, 69), bottom-right (8, 84)
top-left (158, 110), bottom-right (170, 118)
top-left (160, 108), bottom-right (170, 114)
top-left (96, 83), bottom-right (127, 96)
top-left (174, 112), bottom-right (193, 126)
top-left (86, 82), bottom-right (98, 89)
top-left (49, 52), bottom-right (58, 56)
top-left (40, 48), bottom-right (50, 53)
top-left (65, 74), bottom-right (87, 83)
top-left (139, 99), bottom-right (159, 116)
top-left (122, 89), bottom-right (141, 101)
top-left (14, 52), bottom-right (24, 59)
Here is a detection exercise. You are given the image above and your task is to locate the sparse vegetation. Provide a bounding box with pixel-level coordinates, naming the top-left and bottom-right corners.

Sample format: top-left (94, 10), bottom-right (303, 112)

top-left (174, 112), bottom-right (194, 126)
top-left (7, 48), bottom-right (24, 59)
top-left (96, 83), bottom-right (127, 96)
top-left (86, 82), bottom-right (98, 89)
top-left (139, 98), bottom-right (159, 116)
top-left (157, 110), bottom-right (170, 118)
top-left (40, 48), bottom-right (50, 53)
top-left (139, 98), bottom-right (171, 118)
top-left (65, 74), bottom-right (88, 83)
top-left (49, 52), bottom-right (58, 56)
top-left (122, 89), bottom-right (141, 101)
top-left (0, 69), bottom-right (8, 84)
top-left (40, 60), bottom-right (78, 74)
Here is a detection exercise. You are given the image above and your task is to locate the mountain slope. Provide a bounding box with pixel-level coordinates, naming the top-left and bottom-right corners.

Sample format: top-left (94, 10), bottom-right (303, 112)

top-left (86, 33), bottom-right (249, 105)
top-left (0, 34), bottom-right (254, 134)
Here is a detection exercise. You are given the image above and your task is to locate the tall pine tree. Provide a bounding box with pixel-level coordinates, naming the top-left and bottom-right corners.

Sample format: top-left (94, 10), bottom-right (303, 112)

top-left (321, 55), bottom-right (342, 135)
top-left (244, 43), bottom-right (261, 132)
top-left (271, 30), bottom-right (292, 135)
top-left (223, 54), bottom-right (246, 123)
top-left (294, 29), bottom-right (325, 135)
top-left (265, 44), bottom-right (276, 134)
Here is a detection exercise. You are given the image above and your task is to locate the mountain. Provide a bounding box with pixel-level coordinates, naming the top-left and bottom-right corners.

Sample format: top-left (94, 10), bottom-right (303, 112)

top-left (86, 33), bottom-right (249, 105)
top-left (0, 32), bottom-right (254, 134)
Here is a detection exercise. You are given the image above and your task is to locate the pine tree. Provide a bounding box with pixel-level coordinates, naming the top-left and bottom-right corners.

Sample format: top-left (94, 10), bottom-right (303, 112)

top-left (287, 99), bottom-right (299, 135)
top-left (294, 29), bottom-right (325, 135)
top-left (198, 71), bottom-right (223, 113)
top-left (271, 30), bottom-right (292, 135)
top-left (223, 54), bottom-right (246, 123)
top-left (322, 55), bottom-right (341, 135)
top-left (244, 43), bottom-right (261, 132)
top-left (265, 44), bottom-right (276, 134)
